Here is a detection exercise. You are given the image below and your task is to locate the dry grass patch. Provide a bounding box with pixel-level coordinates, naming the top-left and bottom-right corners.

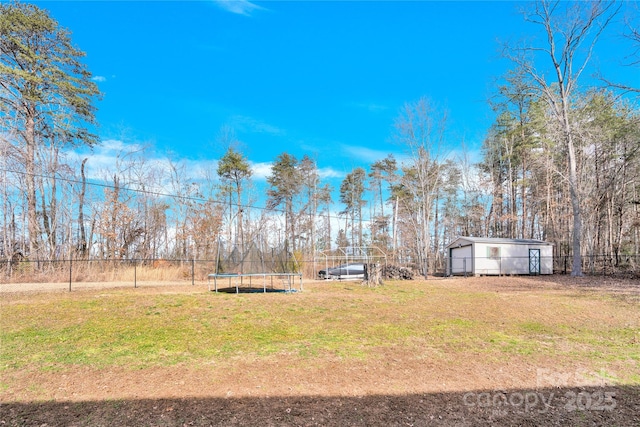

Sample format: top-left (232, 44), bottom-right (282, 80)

top-left (1, 276), bottom-right (639, 404)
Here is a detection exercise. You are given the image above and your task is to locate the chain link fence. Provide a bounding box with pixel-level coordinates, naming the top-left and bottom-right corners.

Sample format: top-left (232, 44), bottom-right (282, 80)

top-left (444, 255), bottom-right (640, 277)
top-left (0, 257), bottom-right (330, 292)
top-left (2, 254), bottom-right (639, 292)
top-left (553, 254), bottom-right (640, 276)
top-left (1, 258), bottom-right (217, 292)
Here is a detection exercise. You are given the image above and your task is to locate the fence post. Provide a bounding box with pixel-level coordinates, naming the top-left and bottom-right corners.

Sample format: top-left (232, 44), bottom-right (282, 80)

top-left (134, 260), bottom-right (137, 289)
top-left (69, 257), bottom-right (72, 292)
top-left (192, 259), bottom-right (195, 286)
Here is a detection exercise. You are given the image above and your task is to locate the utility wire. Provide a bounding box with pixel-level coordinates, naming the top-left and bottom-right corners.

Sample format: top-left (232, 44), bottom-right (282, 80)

top-left (1, 167), bottom-right (283, 214)
top-left (1, 167), bottom-right (375, 223)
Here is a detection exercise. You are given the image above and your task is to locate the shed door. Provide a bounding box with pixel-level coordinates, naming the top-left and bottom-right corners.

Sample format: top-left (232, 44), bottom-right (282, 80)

top-left (529, 249), bottom-right (540, 275)
top-left (450, 245), bottom-right (472, 275)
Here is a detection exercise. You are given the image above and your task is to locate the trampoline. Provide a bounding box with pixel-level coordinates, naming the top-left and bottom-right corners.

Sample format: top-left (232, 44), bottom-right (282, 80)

top-left (207, 272), bottom-right (303, 294)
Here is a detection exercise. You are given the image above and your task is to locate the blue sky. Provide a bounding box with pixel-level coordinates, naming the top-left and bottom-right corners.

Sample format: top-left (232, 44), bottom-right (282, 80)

top-left (32, 1), bottom-right (640, 184)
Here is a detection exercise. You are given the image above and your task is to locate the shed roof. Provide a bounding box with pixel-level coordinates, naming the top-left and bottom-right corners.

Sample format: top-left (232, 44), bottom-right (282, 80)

top-left (446, 236), bottom-right (552, 249)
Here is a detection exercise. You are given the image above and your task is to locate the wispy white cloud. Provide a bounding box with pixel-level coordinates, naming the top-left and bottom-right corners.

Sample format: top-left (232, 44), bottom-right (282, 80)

top-left (249, 161), bottom-right (343, 181)
top-left (69, 139), bottom-right (223, 198)
top-left (69, 139), bottom-right (152, 179)
top-left (341, 144), bottom-right (404, 165)
top-left (100, 139), bottom-right (140, 153)
top-left (228, 115), bottom-right (285, 136)
top-left (318, 166), bottom-right (344, 179)
top-left (213, 0), bottom-right (265, 16)
top-left (92, 75), bottom-right (107, 83)
top-left (250, 161), bottom-right (272, 180)
top-left (349, 102), bottom-right (388, 113)
top-left (67, 138), bottom-right (347, 209)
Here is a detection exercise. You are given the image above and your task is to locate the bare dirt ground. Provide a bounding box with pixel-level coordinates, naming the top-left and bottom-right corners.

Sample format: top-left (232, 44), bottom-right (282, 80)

top-left (0, 280), bottom-right (206, 293)
top-left (1, 275), bottom-right (639, 426)
top-left (2, 386), bottom-right (639, 427)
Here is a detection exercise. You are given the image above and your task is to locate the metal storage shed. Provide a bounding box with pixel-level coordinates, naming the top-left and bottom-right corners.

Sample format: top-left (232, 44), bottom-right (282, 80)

top-left (446, 237), bottom-right (553, 276)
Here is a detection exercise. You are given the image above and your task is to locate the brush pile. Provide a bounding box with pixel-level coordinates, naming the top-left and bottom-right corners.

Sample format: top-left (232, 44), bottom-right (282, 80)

top-left (381, 265), bottom-right (415, 280)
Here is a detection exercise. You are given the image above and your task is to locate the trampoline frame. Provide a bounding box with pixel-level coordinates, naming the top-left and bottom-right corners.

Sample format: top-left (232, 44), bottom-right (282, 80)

top-left (207, 272), bottom-right (303, 294)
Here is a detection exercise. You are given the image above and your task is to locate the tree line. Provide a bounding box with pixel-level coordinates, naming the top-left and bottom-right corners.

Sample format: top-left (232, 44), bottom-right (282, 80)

top-left (1, 1), bottom-right (639, 276)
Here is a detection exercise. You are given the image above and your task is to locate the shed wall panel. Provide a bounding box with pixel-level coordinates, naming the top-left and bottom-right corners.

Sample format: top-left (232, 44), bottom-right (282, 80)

top-left (450, 245), bottom-right (473, 274)
top-left (473, 243), bottom-right (553, 275)
top-left (446, 238), bottom-right (553, 276)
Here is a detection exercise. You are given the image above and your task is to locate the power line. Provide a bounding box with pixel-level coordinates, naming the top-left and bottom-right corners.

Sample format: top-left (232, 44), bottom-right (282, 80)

top-left (1, 167), bottom-right (373, 223)
top-left (1, 167), bottom-right (284, 214)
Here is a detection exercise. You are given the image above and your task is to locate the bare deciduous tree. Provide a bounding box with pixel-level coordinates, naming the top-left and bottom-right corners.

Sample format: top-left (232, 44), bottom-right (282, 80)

top-left (393, 97), bottom-right (448, 276)
top-left (506, 0), bottom-right (620, 276)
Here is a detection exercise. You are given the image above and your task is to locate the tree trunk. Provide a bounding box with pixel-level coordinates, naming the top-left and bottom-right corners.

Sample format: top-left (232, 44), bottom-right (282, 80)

top-left (363, 263), bottom-right (382, 287)
top-left (25, 112), bottom-right (40, 259)
top-left (564, 112), bottom-right (583, 276)
top-left (78, 158), bottom-right (88, 257)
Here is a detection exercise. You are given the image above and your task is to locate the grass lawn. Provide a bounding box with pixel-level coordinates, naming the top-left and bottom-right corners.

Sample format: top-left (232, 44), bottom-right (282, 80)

top-left (1, 276), bottom-right (639, 425)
